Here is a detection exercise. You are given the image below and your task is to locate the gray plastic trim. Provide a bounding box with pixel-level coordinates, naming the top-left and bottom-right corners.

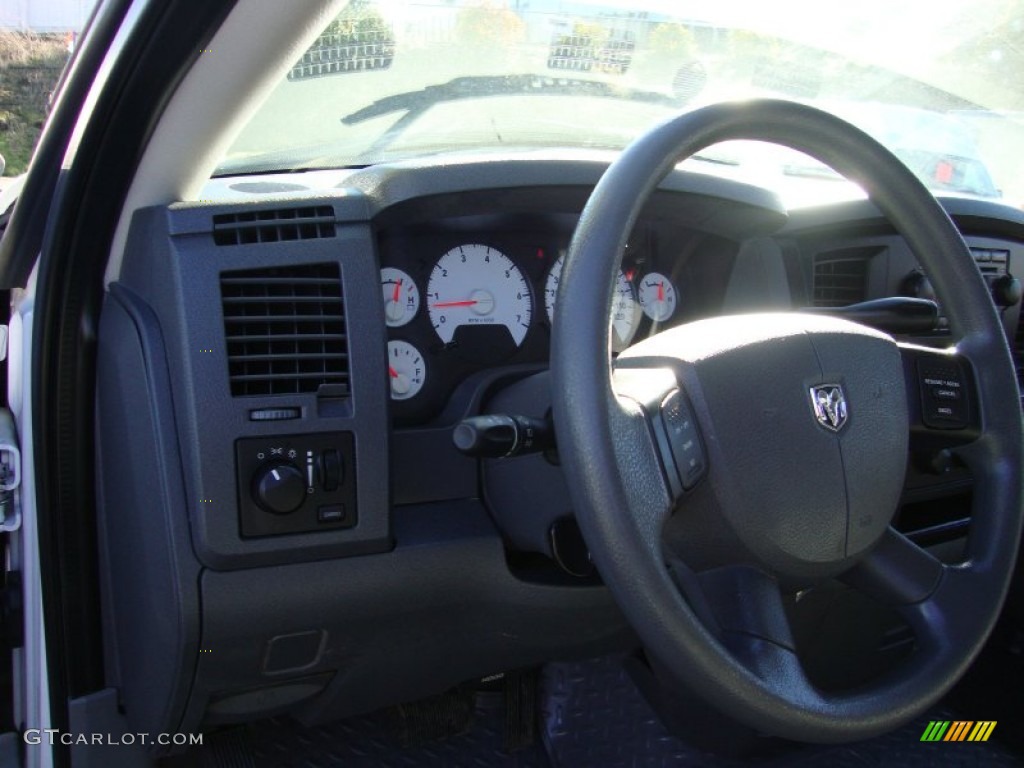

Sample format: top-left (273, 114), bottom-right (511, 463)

top-left (115, 200), bottom-right (391, 569)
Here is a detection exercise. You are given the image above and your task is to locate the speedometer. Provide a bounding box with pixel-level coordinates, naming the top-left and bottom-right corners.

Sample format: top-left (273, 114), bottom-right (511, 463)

top-left (545, 253), bottom-right (638, 351)
top-left (427, 244), bottom-right (532, 347)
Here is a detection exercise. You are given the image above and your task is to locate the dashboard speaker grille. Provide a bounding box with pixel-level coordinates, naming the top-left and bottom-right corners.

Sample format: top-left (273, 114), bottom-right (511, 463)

top-left (213, 206), bottom-right (336, 246)
top-left (220, 263), bottom-right (349, 397)
top-left (812, 249), bottom-right (870, 307)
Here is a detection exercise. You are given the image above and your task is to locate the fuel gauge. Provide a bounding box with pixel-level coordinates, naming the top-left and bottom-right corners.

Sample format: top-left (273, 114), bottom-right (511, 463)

top-left (387, 340), bottom-right (426, 400)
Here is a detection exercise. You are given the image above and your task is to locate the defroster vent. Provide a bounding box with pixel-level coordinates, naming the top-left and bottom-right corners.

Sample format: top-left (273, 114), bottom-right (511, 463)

top-left (812, 248), bottom-right (874, 307)
top-left (213, 206), bottom-right (335, 246)
top-left (221, 263), bottom-right (349, 397)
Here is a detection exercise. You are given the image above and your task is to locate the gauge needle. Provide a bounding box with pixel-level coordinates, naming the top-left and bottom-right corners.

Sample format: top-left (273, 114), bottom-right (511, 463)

top-left (389, 366), bottom-right (399, 378)
top-left (432, 299), bottom-right (478, 308)
top-left (657, 281), bottom-right (664, 302)
top-left (392, 279), bottom-right (402, 304)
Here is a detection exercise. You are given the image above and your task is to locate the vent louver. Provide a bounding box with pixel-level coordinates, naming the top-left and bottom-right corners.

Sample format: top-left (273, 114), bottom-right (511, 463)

top-left (213, 206), bottom-right (336, 246)
top-left (221, 263), bottom-right (349, 398)
top-left (812, 249), bottom-right (871, 307)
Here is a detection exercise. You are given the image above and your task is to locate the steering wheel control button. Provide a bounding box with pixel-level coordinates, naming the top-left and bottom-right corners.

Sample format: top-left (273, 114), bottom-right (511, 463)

top-left (236, 433), bottom-right (357, 537)
top-left (918, 363), bottom-right (969, 429)
top-left (660, 391), bottom-right (705, 490)
top-left (254, 464), bottom-right (306, 515)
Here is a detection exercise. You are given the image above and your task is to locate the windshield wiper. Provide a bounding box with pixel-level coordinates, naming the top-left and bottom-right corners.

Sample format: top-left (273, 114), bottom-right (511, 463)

top-left (341, 74), bottom-right (686, 159)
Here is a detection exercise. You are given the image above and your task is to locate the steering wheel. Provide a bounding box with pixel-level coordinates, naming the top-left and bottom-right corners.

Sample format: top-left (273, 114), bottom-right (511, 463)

top-left (550, 100), bottom-right (1023, 743)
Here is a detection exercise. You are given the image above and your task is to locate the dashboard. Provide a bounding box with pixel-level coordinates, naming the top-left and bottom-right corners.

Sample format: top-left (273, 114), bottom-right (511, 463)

top-left (94, 154), bottom-right (1024, 746)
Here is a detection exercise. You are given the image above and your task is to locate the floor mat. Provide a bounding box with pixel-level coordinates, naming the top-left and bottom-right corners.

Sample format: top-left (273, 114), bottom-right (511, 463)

top-left (540, 655), bottom-right (1023, 768)
top-left (177, 648), bottom-right (1023, 768)
top-left (220, 690), bottom-right (550, 768)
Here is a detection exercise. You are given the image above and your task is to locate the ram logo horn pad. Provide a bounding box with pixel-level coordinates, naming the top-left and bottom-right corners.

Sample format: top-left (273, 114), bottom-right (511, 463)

top-left (809, 384), bottom-right (849, 433)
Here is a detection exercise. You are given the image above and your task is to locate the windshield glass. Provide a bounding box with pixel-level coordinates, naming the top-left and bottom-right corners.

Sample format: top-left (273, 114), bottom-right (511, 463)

top-left (221, 0), bottom-right (1024, 206)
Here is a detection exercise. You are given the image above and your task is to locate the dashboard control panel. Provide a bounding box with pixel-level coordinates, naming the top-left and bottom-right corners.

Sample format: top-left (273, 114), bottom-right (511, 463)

top-left (236, 433), bottom-right (357, 537)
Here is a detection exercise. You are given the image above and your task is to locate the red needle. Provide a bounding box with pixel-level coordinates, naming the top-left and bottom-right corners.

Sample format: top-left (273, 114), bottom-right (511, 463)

top-left (392, 279), bottom-right (402, 304)
top-left (657, 281), bottom-right (664, 301)
top-left (388, 366), bottom-right (399, 378)
top-left (433, 299), bottom-right (478, 308)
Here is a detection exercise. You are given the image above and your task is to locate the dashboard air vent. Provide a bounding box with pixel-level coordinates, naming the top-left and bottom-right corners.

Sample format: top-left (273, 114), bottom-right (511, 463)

top-left (812, 249), bottom-right (871, 307)
top-left (220, 263), bottom-right (348, 397)
top-left (213, 206), bottom-right (335, 246)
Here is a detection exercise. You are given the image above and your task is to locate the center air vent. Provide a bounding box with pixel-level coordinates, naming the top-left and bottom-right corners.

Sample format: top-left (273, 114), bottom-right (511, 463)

top-left (213, 207), bottom-right (335, 247)
top-left (221, 263), bottom-right (348, 398)
top-left (812, 248), bottom-right (874, 307)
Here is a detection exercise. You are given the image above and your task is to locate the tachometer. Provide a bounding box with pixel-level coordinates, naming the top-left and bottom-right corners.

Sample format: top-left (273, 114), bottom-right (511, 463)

top-left (427, 244), bottom-right (532, 347)
top-left (545, 253), bottom-right (638, 351)
top-left (638, 272), bottom-right (676, 322)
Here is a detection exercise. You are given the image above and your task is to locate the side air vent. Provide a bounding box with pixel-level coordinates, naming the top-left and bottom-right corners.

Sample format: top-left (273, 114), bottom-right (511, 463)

top-left (811, 248), bottom-right (873, 307)
top-left (213, 207), bottom-right (336, 247)
top-left (221, 263), bottom-right (348, 397)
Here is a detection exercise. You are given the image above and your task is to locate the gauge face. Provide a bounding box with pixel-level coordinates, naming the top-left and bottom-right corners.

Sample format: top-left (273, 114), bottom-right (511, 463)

top-left (543, 252), bottom-right (565, 323)
top-left (387, 340), bottom-right (426, 400)
top-left (427, 244), bottom-right (532, 347)
top-left (545, 254), bottom-right (637, 350)
top-left (381, 267), bottom-right (420, 328)
top-left (611, 269), bottom-right (638, 351)
top-left (638, 272), bottom-right (677, 322)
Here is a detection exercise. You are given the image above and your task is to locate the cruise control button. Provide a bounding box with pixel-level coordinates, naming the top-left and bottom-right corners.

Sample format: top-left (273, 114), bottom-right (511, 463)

top-left (660, 391), bottom-right (706, 490)
top-left (918, 362), bottom-right (969, 429)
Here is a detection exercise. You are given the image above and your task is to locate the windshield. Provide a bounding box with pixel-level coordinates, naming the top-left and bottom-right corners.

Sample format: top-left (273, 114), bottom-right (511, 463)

top-left (221, 0), bottom-right (1024, 206)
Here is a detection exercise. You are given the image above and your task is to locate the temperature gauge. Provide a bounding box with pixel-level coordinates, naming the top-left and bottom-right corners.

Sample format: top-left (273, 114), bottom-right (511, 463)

top-left (381, 267), bottom-right (420, 328)
top-left (387, 340), bottom-right (426, 401)
top-left (638, 272), bottom-right (677, 322)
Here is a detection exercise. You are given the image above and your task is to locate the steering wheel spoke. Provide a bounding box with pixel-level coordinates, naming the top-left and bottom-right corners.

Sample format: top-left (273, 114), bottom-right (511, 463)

top-left (668, 560), bottom-right (820, 703)
top-left (607, 386), bottom-right (677, 551)
top-left (613, 363), bottom-right (707, 505)
top-left (841, 527), bottom-right (944, 606)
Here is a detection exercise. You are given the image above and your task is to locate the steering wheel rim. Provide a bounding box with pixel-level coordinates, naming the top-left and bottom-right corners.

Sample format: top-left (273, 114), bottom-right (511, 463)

top-left (551, 99), bottom-right (1023, 743)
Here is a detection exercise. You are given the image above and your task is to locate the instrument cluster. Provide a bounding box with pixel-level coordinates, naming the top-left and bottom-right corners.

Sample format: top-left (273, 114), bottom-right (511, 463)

top-left (378, 212), bottom-right (720, 425)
